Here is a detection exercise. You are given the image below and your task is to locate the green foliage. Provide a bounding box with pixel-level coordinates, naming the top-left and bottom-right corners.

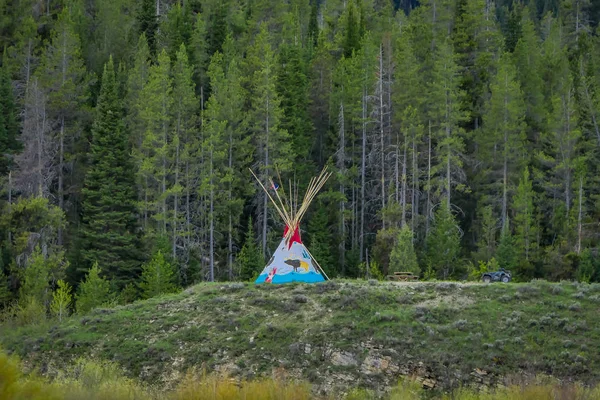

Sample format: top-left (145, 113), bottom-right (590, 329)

top-left (19, 247), bottom-right (50, 306)
top-left (80, 57), bottom-right (142, 288)
top-left (118, 283), bottom-right (140, 305)
top-left (359, 259), bottom-right (384, 280)
top-left (0, 269), bottom-right (10, 306)
top-left (307, 206), bottom-right (334, 276)
top-left (0, 197), bottom-right (65, 260)
top-left (496, 224), bottom-right (518, 273)
top-left (50, 280), bottom-right (72, 322)
top-left (139, 251), bottom-right (178, 299)
top-left (389, 226), bottom-right (420, 276)
top-left (76, 262), bottom-right (111, 314)
top-left (136, 0), bottom-right (158, 56)
top-left (0, 54), bottom-right (19, 175)
top-left (14, 296), bottom-right (46, 326)
top-left (237, 218), bottom-right (263, 281)
top-left (577, 249), bottom-right (597, 283)
top-left (427, 203), bottom-right (461, 279)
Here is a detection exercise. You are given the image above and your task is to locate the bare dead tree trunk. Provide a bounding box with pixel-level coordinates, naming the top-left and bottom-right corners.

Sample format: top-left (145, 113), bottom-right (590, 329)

top-left (401, 134), bottom-right (408, 227)
top-left (209, 148), bottom-right (215, 282)
top-left (228, 124), bottom-right (234, 281)
top-left (425, 121), bottom-right (432, 237)
top-left (378, 44), bottom-right (386, 229)
top-left (360, 87), bottom-right (366, 262)
top-left (58, 117), bottom-right (64, 245)
top-left (262, 96), bottom-right (270, 257)
top-left (502, 86), bottom-right (508, 231)
top-left (411, 132), bottom-right (419, 232)
top-left (173, 137), bottom-right (180, 261)
top-left (576, 176), bottom-right (583, 254)
top-left (338, 102), bottom-right (346, 273)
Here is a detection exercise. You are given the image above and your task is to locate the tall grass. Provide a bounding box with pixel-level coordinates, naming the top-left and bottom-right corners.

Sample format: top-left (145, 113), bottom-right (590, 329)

top-left (1, 348), bottom-right (600, 400)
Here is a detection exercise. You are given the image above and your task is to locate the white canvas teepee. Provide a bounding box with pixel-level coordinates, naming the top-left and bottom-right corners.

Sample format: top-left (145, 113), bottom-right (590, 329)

top-left (250, 167), bottom-right (331, 284)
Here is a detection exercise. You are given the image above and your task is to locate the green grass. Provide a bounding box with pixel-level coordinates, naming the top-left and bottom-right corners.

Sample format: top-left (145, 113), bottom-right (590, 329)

top-left (2, 280), bottom-right (600, 396)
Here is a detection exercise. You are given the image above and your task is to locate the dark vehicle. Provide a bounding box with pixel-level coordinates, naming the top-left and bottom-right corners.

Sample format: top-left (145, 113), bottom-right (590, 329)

top-left (482, 268), bottom-right (511, 283)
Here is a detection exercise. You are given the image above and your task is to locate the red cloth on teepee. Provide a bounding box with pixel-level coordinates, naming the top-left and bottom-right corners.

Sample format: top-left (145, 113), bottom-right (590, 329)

top-left (283, 225), bottom-right (302, 249)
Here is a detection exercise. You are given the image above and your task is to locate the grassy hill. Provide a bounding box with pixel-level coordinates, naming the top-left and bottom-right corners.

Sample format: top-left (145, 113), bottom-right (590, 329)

top-left (2, 280), bottom-right (600, 396)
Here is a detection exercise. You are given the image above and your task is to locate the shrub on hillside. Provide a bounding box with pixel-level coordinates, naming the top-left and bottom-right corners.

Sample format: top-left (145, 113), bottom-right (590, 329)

top-left (76, 262), bottom-right (112, 314)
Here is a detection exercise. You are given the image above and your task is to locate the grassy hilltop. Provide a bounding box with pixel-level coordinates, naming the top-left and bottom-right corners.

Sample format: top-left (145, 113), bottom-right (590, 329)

top-left (2, 280), bottom-right (600, 396)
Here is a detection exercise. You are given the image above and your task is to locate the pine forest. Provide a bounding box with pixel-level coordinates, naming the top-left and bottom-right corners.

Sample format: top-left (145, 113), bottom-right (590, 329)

top-left (1, 0), bottom-right (600, 307)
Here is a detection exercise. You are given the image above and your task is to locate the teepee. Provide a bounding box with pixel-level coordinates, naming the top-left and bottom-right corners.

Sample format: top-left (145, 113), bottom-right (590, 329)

top-left (250, 167), bottom-right (332, 284)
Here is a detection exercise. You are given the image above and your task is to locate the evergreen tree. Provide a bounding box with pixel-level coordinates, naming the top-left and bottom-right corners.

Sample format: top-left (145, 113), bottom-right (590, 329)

top-left (171, 44), bottom-right (199, 283)
top-left (341, 0), bottom-right (363, 58)
top-left (452, 0), bottom-right (503, 129)
top-left (428, 40), bottom-right (467, 209)
top-left (50, 279), bottom-right (72, 322)
top-left (426, 202), bottom-right (461, 279)
top-left (238, 217), bottom-right (263, 281)
top-left (140, 251), bottom-right (178, 299)
top-left (575, 248), bottom-right (595, 282)
top-left (479, 53), bottom-right (527, 229)
top-left (75, 262), bottom-right (111, 313)
top-left (276, 42), bottom-right (313, 175)
top-left (137, 0), bottom-right (158, 57)
top-left (19, 247), bottom-right (50, 307)
top-left (496, 222), bottom-right (518, 272)
top-left (0, 54), bottom-right (19, 175)
top-left (245, 25), bottom-right (292, 256)
top-left (203, 51), bottom-right (229, 282)
top-left (513, 13), bottom-right (545, 136)
top-left (137, 50), bottom-right (173, 233)
top-left (126, 34), bottom-right (151, 151)
top-left (513, 168), bottom-right (538, 273)
top-left (474, 205), bottom-right (497, 262)
top-left (80, 57), bottom-right (142, 288)
top-left (0, 269), bottom-right (11, 306)
top-left (307, 206), bottom-right (334, 276)
top-left (390, 226), bottom-right (420, 275)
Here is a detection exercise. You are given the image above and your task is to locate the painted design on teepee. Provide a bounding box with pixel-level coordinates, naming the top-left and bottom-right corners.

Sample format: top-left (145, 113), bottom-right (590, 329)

top-left (250, 167), bottom-right (332, 284)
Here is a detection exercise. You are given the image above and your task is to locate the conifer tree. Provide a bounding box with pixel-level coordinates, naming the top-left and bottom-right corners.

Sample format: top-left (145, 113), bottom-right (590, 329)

top-left (140, 251), bottom-right (178, 299)
top-left (245, 25), bottom-right (292, 256)
top-left (474, 205), bottom-right (497, 262)
top-left (126, 34), bottom-right (151, 151)
top-left (390, 226), bottom-right (420, 275)
top-left (513, 13), bottom-right (545, 136)
top-left (220, 38), bottom-right (249, 280)
top-left (452, 0), bottom-right (502, 128)
top-left (307, 206), bottom-right (334, 276)
top-left (137, 50), bottom-right (173, 233)
top-left (513, 168), bottom-right (537, 269)
top-left (171, 44), bottom-right (198, 281)
top-left (203, 51), bottom-right (229, 282)
top-left (496, 222), bottom-right (518, 272)
top-left (276, 42), bottom-right (313, 175)
top-left (479, 53), bottom-right (526, 229)
top-left (428, 40), bottom-right (467, 209)
top-left (19, 247), bottom-right (50, 307)
top-left (426, 202), bottom-right (461, 279)
top-left (80, 57), bottom-right (142, 288)
top-left (137, 0), bottom-right (158, 57)
top-left (0, 54), bottom-right (19, 175)
top-left (238, 217), bottom-right (263, 281)
top-left (76, 262), bottom-right (111, 313)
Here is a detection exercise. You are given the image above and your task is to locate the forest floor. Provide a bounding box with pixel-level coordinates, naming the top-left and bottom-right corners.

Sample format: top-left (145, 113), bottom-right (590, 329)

top-left (1, 280), bottom-right (600, 397)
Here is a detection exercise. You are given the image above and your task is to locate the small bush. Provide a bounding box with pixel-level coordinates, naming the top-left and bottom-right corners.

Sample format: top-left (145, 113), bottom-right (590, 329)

top-left (550, 286), bottom-right (563, 295)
